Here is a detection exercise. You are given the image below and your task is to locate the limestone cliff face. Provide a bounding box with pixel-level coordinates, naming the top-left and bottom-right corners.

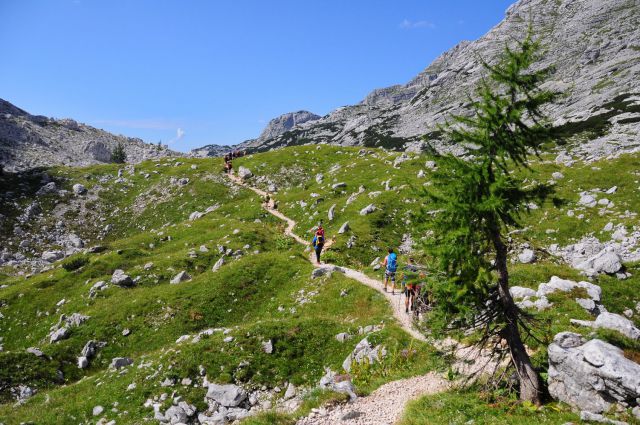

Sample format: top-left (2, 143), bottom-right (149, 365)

top-left (199, 0), bottom-right (640, 159)
top-left (0, 99), bottom-right (175, 171)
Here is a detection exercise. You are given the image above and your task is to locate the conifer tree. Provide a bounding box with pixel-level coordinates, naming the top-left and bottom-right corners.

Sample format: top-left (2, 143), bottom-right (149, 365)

top-left (419, 33), bottom-right (557, 404)
top-left (111, 141), bottom-right (127, 164)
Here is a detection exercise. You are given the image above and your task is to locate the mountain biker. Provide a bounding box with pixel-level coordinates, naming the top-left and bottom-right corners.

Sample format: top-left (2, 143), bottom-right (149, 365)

top-left (381, 248), bottom-right (398, 294)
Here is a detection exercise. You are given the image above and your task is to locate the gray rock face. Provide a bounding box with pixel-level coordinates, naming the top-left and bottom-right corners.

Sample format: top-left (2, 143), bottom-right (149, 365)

top-left (548, 332), bottom-right (640, 413)
top-left (257, 111), bottom-right (321, 141)
top-left (0, 98), bottom-right (176, 172)
top-left (199, 0), bottom-right (640, 161)
top-left (206, 383), bottom-right (247, 407)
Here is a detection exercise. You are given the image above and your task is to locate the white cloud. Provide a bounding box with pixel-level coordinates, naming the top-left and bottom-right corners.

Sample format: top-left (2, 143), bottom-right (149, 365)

top-left (168, 128), bottom-right (185, 145)
top-left (399, 19), bottom-right (436, 30)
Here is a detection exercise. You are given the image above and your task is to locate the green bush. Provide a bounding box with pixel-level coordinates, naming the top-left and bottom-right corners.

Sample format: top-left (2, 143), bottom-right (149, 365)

top-left (61, 255), bottom-right (88, 272)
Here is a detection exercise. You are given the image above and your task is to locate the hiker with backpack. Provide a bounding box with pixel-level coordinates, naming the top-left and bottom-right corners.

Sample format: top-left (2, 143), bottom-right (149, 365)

top-left (381, 248), bottom-right (398, 294)
top-left (400, 257), bottom-right (424, 313)
top-left (312, 223), bottom-right (325, 265)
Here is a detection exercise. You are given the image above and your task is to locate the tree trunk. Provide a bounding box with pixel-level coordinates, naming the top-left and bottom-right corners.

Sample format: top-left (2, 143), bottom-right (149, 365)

top-left (491, 226), bottom-right (542, 404)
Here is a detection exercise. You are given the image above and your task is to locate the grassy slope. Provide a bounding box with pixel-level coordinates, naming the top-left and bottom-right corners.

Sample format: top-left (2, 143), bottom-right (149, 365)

top-left (0, 155), bottom-right (442, 424)
top-left (1, 146), bottom-right (639, 424)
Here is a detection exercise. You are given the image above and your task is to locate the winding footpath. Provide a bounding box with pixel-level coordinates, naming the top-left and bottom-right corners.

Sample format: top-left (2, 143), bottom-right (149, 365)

top-left (226, 173), bottom-right (492, 425)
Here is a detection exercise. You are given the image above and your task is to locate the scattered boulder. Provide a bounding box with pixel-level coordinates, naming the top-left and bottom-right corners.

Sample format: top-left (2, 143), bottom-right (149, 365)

top-left (328, 204), bottom-right (336, 221)
top-left (170, 270), bottom-right (191, 284)
top-left (50, 327), bottom-right (70, 343)
top-left (262, 339), bottom-right (273, 354)
top-left (332, 182), bottom-right (347, 190)
top-left (42, 250), bottom-right (64, 263)
top-left (110, 357), bottom-right (133, 369)
top-left (111, 269), bottom-right (133, 287)
top-left (518, 249), bottom-right (536, 264)
top-left (359, 204), bottom-right (376, 216)
top-left (206, 383), bottom-right (247, 407)
top-left (548, 332), bottom-right (640, 414)
top-left (338, 221), bottom-right (350, 234)
top-left (212, 257), bottom-right (225, 272)
top-left (72, 183), bottom-right (87, 195)
top-left (238, 166), bottom-right (253, 180)
top-left (342, 337), bottom-right (386, 372)
top-left (578, 193), bottom-right (597, 207)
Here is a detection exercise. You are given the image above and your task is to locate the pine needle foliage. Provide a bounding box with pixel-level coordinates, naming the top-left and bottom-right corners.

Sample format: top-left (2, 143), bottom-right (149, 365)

top-left (111, 141), bottom-right (127, 164)
top-left (419, 32), bottom-right (559, 403)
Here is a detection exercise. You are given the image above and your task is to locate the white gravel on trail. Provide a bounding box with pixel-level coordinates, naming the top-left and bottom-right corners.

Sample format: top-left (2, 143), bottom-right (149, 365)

top-left (296, 372), bottom-right (449, 425)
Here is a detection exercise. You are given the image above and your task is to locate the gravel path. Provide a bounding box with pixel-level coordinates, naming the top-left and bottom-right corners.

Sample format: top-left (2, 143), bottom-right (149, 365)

top-left (227, 173), bottom-right (424, 340)
top-left (296, 373), bottom-right (449, 425)
top-left (227, 173), bottom-right (496, 425)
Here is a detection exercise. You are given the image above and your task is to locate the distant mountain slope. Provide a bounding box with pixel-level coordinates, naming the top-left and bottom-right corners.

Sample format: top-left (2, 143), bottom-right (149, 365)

top-left (0, 98), bottom-right (176, 171)
top-left (196, 0), bottom-right (640, 158)
top-left (191, 110), bottom-right (320, 157)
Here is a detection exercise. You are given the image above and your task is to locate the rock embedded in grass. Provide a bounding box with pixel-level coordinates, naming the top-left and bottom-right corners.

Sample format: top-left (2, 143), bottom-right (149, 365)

top-left (109, 357), bottom-right (133, 369)
top-left (206, 383), bottom-right (248, 407)
top-left (359, 204), bottom-right (376, 216)
top-left (111, 269), bottom-right (133, 287)
top-left (170, 270), bottom-right (191, 284)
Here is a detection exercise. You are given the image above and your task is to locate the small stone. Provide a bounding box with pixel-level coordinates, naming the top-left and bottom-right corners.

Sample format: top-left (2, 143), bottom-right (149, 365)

top-left (170, 271), bottom-right (191, 284)
top-left (93, 405), bottom-right (104, 416)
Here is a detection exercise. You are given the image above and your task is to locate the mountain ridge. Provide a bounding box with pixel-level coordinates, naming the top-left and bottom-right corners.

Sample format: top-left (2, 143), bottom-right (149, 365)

top-left (194, 0), bottom-right (640, 160)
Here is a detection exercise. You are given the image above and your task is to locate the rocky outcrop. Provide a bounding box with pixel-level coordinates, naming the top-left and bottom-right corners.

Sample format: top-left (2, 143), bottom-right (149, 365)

top-left (257, 111), bottom-right (320, 141)
top-left (196, 0), bottom-right (640, 159)
top-left (0, 98), bottom-right (175, 171)
top-left (548, 332), bottom-right (640, 413)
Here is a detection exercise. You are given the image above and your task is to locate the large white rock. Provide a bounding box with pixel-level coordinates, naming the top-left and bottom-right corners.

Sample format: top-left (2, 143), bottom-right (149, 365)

top-left (206, 383), bottom-right (247, 407)
top-left (594, 312), bottom-right (640, 340)
top-left (578, 194), bottom-right (597, 207)
top-left (359, 204), bottom-right (377, 216)
top-left (72, 183), bottom-right (87, 195)
top-left (548, 332), bottom-right (640, 413)
top-left (518, 249), bottom-right (536, 264)
top-left (170, 271), bottom-right (191, 284)
top-left (111, 269), bottom-right (133, 287)
top-left (237, 166), bottom-right (252, 180)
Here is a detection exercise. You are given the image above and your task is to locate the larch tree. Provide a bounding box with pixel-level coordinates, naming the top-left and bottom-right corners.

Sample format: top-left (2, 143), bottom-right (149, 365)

top-left (419, 32), bottom-right (558, 404)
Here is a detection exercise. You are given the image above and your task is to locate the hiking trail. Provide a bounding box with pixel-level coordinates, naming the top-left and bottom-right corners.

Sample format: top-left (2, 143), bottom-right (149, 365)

top-left (226, 172), bottom-right (496, 425)
top-left (227, 173), bottom-right (424, 340)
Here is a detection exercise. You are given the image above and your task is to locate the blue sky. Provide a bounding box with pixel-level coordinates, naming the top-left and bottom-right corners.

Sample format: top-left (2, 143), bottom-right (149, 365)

top-left (0, 0), bottom-right (513, 152)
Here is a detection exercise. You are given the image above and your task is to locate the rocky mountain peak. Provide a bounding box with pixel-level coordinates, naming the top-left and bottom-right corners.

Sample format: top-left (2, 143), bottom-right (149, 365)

top-left (258, 110), bottom-right (321, 141)
top-left (0, 98), bottom-right (176, 171)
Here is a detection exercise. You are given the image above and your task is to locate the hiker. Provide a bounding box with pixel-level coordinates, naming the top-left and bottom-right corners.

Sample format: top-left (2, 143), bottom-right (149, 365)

top-left (312, 224), bottom-right (325, 265)
top-left (401, 257), bottom-right (423, 313)
top-left (262, 192), bottom-right (271, 208)
top-left (381, 248), bottom-right (398, 294)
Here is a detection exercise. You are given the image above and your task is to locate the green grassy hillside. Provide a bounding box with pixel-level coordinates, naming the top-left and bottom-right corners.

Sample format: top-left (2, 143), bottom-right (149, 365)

top-left (1, 146), bottom-right (639, 424)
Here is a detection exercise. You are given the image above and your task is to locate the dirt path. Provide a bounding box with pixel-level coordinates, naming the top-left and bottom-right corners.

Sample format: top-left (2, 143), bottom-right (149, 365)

top-left (227, 173), bottom-right (424, 341)
top-left (227, 173), bottom-right (496, 425)
top-left (297, 373), bottom-right (449, 425)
